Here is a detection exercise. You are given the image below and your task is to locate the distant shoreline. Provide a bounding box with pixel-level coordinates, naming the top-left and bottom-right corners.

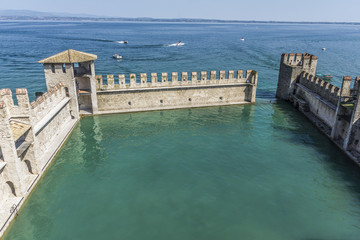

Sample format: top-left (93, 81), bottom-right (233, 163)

top-left (1, 16), bottom-right (360, 25)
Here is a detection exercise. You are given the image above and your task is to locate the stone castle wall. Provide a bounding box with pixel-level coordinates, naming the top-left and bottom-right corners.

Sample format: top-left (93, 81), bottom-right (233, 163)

top-left (298, 72), bottom-right (340, 105)
top-left (94, 70), bottom-right (257, 114)
top-left (276, 52), bottom-right (360, 166)
top-left (29, 84), bottom-right (74, 166)
top-left (30, 83), bottom-right (68, 124)
top-left (96, 70), bottom-right (254, 90)
top-left (294, 72), bottom-right (340, 127)
top-left (0, 84), bottom-right (78, 236)
top-left (276, 53), bottom-right (318, 100)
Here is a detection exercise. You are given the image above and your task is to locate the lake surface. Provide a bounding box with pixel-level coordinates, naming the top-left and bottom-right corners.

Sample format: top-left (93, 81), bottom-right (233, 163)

top-left (1, 21), bottom-right (360, 239)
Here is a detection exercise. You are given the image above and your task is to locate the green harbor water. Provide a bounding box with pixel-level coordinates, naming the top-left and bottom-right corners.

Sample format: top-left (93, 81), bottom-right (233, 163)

top-left (3, 102), bottom-right (360, 240)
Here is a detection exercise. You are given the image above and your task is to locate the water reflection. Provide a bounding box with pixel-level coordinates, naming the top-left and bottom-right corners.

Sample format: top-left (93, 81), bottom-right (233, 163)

top-left (79, 117), bottom-right (105, 172)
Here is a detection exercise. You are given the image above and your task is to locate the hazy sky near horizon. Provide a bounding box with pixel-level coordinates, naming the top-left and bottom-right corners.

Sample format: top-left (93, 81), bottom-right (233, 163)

top-left (3, 0), bottom-right (360, 22)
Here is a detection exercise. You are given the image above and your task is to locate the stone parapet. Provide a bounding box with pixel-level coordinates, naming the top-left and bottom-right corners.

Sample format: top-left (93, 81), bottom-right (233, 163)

top-left (299, 72), bottom-right (340, 105)
top-left (0, 83), bottom-right (68, 125)
top-left (281, 52), bottom-right (318, 67)
top-left (0, 88), bottom-right (31, 117)
top-left (29, 83), bottom-right (67, 125)
top-left (95, 70), bottom-right (257, 91)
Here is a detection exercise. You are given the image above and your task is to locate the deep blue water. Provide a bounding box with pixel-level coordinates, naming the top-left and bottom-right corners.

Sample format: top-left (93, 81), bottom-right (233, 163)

top-left (1, 21), bottom-right (360, 240)
top-left (1, 21), bottom-right (360, 100)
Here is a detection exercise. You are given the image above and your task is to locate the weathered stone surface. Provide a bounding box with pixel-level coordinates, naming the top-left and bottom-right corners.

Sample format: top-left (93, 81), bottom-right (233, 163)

top-left (276, 52), bottom-right (360, 167)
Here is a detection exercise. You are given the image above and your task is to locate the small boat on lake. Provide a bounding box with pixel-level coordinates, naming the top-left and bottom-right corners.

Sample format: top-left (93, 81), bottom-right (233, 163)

top-left (316, 73), bottom-right (333, 82)
top-left (112, 54), bottom-right (122, 60)
top-left (169, 41), bottom-right (185, 46)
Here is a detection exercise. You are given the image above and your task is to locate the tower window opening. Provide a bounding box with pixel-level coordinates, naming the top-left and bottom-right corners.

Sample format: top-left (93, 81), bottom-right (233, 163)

top-left (73, 63), bottom-right (79, 76)
top-left (65, 87), bottom-right (69, 97)
top-left (51, 64), bottom-right (55, 73)
top-left (62, 64), bottom-right (66, 73)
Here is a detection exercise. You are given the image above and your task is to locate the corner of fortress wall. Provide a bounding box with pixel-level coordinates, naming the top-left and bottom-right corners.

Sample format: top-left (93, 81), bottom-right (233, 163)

top-left (275, 52), bottom-right (360, 166)
top-left (276, 53), bottom-right (318, 100)
top-left (0, 82), bottom-right (79, 237)
top-left (0, 83), bottom-right (68, 125)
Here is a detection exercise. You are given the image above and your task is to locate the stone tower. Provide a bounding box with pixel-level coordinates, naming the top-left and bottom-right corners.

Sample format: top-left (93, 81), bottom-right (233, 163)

top-left (276, 53), bottom-right (318, 100)
top-left (38, 49), bottom-right (98, 115)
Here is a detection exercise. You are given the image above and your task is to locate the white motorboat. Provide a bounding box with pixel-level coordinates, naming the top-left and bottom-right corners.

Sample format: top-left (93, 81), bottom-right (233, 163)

top-left (112, 54), bottom-right (123, 59)
top-left (117, 40), bottom-right (128, 44)
top-left (169, 41), bottom-right (185, 46)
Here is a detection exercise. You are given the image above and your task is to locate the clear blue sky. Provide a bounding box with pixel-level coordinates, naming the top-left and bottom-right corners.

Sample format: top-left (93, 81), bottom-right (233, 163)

top-left (3, 0), bottom-right (360, 22)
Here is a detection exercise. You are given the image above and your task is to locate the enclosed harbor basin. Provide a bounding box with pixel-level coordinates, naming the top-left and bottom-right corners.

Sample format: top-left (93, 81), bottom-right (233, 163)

top-left (3, 102), bottom-right (360, 240)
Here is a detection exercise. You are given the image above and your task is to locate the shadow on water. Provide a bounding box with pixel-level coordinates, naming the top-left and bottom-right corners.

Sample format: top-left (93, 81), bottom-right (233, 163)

top-left (271, 100), bottom-right (360, 196)
top-left (256, 89), bottom-right (277, 99)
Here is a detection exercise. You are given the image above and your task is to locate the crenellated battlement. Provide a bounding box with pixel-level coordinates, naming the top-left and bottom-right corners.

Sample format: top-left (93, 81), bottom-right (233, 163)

top-left (95, 70), bottom-right (257, 91)
top-left (299, 72), bottom-right (340, 105)
top-left (281, 53), bottom-right (318, 68)
top-left (0, 83), bottom-right (67, 122)
top-left (30, 83), bottom-right (65, 109)
top-left (30, 83), bottom-right (67, 124)
top-left (0, 83), bottom-right (71, 141)
top-left (277, 52), bottom-right (318, 100)
top-left (0, 88), bottom-right (31, 117)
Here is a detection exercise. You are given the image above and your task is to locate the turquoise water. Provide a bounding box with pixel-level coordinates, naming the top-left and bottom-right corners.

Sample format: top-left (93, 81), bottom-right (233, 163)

top-left (1, 21), bottom-right (360, 239)
top-left (3, 103), bottom-right (360, 239)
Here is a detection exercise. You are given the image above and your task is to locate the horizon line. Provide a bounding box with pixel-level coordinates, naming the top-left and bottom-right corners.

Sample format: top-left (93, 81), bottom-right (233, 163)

top-left (1, 9), bottom-right (360, 24)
